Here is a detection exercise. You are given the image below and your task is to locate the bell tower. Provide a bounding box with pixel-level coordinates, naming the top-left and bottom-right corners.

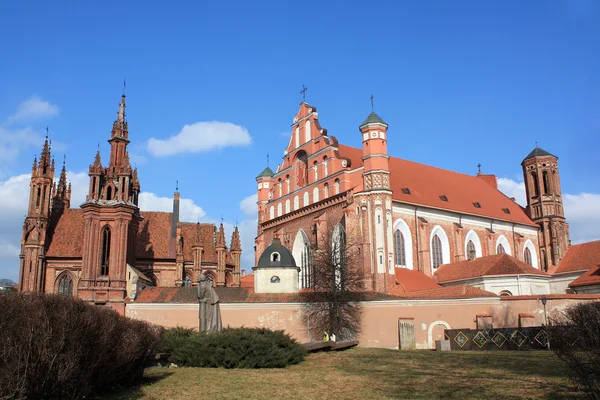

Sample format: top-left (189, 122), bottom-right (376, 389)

top-left (19, 133), bottom-right (55, 292)
top-left (522, 147), bottom-right (570, 271)
top-left (78, 93), bottom-right (141, 314)
top-left (356, 106), bottom-right (395, 292)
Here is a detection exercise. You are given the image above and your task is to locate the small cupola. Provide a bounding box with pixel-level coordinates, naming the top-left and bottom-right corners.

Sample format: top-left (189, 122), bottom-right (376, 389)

top-left (253, 238), bottom-right (300, 294)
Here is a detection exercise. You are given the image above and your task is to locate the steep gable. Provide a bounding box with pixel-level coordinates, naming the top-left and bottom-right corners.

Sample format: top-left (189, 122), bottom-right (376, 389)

top-left (554, 240), bottom-right (600, 274)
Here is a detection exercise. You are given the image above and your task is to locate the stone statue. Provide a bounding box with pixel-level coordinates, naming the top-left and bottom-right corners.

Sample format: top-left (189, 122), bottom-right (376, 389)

top-left (197, 274), bottom-right (222, 333)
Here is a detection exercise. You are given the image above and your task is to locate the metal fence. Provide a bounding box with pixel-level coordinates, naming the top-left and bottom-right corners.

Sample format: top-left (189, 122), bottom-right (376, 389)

top-left (444, 327), bottom-right (549, 350)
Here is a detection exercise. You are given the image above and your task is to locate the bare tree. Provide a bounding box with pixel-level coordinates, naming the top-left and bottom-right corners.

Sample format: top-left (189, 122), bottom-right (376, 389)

top-left (550, 301), bottom-right (600, 399)
top-left (300, 216), bottom-right (364, 341)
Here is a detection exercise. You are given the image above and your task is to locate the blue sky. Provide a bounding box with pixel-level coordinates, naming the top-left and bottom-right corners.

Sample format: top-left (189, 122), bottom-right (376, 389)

top-left (0, 1), bottom-right (599, 280)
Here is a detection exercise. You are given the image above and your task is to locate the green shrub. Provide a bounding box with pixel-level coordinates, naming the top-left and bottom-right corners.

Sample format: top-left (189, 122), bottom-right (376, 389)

top-left (157, 326), bottom-right (197, 354)
top-left (0, 292), bottom-right (161, 400)
top-left (162, 327), bottom-right (306, 368)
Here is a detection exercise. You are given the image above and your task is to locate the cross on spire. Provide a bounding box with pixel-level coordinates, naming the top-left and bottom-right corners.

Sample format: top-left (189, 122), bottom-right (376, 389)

top-left (45, 126), bottom-right (49, 139)
top-left (123, 78), bottom-right (127, 96)
top-left (266, 153), bottom-right (269, 167)
top-left (370, 94), bottom-right (374, 111)
top-left (300, 84), bottom-right (308, 102)
top-left (176, 179), bottom-right (179, 191)
top-left (477, 163), bottom-right (482, 173)
top-left (63, 154), bottom-right (66, 166)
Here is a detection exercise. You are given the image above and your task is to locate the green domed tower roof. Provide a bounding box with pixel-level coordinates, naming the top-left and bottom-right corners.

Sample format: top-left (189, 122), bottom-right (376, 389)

top-left (360, 111), bottom-right (387, 129)
top-left (256, 166), bottom-right (274, 179)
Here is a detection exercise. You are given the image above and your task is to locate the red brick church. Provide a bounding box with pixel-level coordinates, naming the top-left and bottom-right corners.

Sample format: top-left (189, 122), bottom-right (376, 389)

top-left (18, 94), bottom-right (242, 314)
top-left (255, 100), bottom-right (585, 295)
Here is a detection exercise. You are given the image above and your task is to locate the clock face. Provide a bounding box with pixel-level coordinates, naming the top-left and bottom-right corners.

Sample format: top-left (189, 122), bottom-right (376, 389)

top-left (341, 159), bottom-right (348, 168)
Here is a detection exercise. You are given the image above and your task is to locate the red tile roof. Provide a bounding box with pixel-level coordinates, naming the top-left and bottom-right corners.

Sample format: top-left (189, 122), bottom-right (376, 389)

top-left (395, 285), bottom-right (497, 299)
top-left (501, 294), bottom-right (600, 301)
top-left (47, 209), bottom-right (227, 264)
top-left (394, 268), bottom-right (441, 292)
top-left (568, 264), bottom-right (600, 288)
top-left (435, 254), bottom-right (547, 283)
top-left (553, 240), bottom-right (600, 274)
top-left (240, 273), bottom-right (254, 288)
top-left (337, 144), bottom-right (537, 227)
top-left (46, 209), bottom-right (85, 257)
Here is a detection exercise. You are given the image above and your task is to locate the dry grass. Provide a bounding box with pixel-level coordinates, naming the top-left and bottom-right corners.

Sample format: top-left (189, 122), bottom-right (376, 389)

top-left (108, 348), bottom-right (581, 400)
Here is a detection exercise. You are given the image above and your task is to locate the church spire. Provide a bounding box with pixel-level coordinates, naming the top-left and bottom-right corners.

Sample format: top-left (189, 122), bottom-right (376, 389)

top-left (53, 154), bottom-right (71, 209)
top-left (230, 226), bottom-right (241, 252)
top-left (216, 223), bottom-right (227, 249)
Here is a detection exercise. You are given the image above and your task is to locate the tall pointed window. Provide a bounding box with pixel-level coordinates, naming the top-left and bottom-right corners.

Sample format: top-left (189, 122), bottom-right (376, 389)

top-left (332, 224), bottom-right (346, 290)
top-left (393, 230), bottom-right (406, 266)
top-left (497, 243), bottom-right (506, 254)
top-left (57, 274), bottom-right (73, 296)
top-left (543, 171), bottom-right (550, 194)
top-left (466, 240), bottom-right (476, 261)
top-left (431, 234), bottom-right (443, 269)
top-left (101, 227), bottom-right (111, 275)
top-left (531, 172), bottom-right (540, 197)
top-left (524, 247), bottom-right (532, 266)
top-left (106, 186), bottom-right (113, 201)
top-left (335, 179), bottom-right (340, 195)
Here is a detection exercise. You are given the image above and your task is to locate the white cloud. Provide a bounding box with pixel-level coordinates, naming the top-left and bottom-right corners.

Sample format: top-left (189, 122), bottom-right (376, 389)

top-left (139, 192), bottom-right (206, 222)
top-left (0, 127), bottom-right (44, 164)
top-left (147, 121), bottom-right (252, 157)
top-left (7, 95), bottom-right (59, 124)
top-left (497, 177), bottom-right (527, 206)
top-left (564, 193), bottom-right (600, 244)
top-left (240, 193), bottom-right (258, 217)
top-left (498, 177), bottom-right (600, 244)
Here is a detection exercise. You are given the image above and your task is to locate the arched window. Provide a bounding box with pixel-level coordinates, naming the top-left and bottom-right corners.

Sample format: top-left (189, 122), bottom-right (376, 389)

top-left (295, 127), bottom-right (300, 148)
top-left (36, 186), bottom-right (41, 207)
top-left (524, 247), bottom-right (532, 266)
top-left (313, 187), bottom-right (319, 203)
top-left (499, 290), bottom-right (512, 297)
top-left (393, 230), bottom-right (406, 266)
top-left (293, 196), bottom-right (299, 211)
top-left (496, 235), bottom-right (512, 255)
top-left (497, 243), bottom-right (506, 254)
top-left (466, 240), bottom-right (476, 261)
top-left (543, 171), bottom-right (550, 194)
top-left (393, 218), bottom-right (413, 269)
top-left (57, 274), bottom-right (73, 296)
top-left (106, 186), bottom-right (112, 201)
top-left (305, 120), bottom-right (311, 143)
top-left (101, 227), bottom-right (111, 275)
top-left (285, 199), bottom-right (290, 214)
top-left (303, 192), bottom-right (309, 206)
top-left (314, 161), bottom-right (318, 181)
top-left (332, 224), bottom-right (346, 289)
top-left (286, 178), bottom-right (290, 194)
top-left (335, 179), bottom-right (340, 195)
top-left (324, 183), bottom-right (329, 198)
top-left (323, 157), bottom-right (328, 177)
top-left (269, 206), bottom-right (275, 220)
top-left (431, 235), bottom-right (443, 269)
top-left (278, 182), bottom-right (282, 197)
top-left (277, 203), bottom-right (282, 217)
top-left (531, 172), bottom-right (540, 197)
top-left (293, 230), bottom-right (312, 289)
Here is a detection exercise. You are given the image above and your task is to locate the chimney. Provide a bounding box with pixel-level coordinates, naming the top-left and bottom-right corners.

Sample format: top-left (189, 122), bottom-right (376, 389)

top-left (241, 269), bottom-right (246, 278)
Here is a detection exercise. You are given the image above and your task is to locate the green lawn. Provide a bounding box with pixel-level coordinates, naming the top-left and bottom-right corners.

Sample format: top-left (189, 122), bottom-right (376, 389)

top-left (109, 348), bottom-right (580, 400)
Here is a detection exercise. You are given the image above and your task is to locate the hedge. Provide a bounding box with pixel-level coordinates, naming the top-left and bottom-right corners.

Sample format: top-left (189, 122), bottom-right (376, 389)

top-left (0, 292), bottom-right (160, 400)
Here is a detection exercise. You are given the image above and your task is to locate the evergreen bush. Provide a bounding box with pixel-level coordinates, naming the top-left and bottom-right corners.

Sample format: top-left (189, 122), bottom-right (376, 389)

top-left (162, 327), bottom-right (306, 368)
top-left (0, 292), bottom-right (160, 400)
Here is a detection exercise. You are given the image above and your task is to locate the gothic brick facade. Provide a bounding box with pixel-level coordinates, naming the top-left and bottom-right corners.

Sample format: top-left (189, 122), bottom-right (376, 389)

top-left (18, 94), bottom-right (242, 314)
top-left (255, 102), bottom-right (571, 294)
